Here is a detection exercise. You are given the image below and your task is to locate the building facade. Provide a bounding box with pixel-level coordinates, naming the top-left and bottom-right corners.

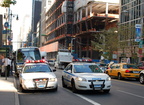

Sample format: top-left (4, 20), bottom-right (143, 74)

top-left (31, 0), bottom-right (42, 46)
top-left (39, 0), bottom-right (119, 60)
top-left (119, 0), bottom-right (144, 63)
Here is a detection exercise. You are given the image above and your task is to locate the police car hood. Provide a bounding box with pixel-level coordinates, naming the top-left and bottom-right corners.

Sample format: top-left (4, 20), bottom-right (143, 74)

top-left (22, 72), bottom-right (56, 79)
top-left (75, 73), bottom-right (109, 79)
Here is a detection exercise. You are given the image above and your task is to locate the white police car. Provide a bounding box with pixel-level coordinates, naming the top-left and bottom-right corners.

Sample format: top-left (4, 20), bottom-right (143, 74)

top-left (19, 60), bottom-right (58, 92)
top-left (62, 62), bottom-right (111, 93)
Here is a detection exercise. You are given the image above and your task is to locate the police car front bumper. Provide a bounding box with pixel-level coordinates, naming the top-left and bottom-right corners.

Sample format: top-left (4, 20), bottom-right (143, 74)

top-left (75, 80), bottom-right (111, 90)
top-left (22, 79), bottom-right (58, 90)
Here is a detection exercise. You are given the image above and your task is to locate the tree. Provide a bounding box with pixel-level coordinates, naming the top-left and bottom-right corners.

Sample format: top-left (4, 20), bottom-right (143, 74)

top-left (0, 0), bottom-right (16, 7)
top-left (91, 27), bottom-right (119, 60)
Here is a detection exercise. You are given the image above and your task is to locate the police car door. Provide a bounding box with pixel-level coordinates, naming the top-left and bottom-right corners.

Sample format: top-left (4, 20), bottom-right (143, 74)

top-left (64, 64), bottom-right (72, 86)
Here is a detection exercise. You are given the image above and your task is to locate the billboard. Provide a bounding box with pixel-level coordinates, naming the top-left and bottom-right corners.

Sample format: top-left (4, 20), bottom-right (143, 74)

top-left (135, 24), bottom-right (142, 42)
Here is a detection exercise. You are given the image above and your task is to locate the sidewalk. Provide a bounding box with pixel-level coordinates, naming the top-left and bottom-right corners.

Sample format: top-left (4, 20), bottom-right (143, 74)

top-left (0, 76), bottom-right (19, 105)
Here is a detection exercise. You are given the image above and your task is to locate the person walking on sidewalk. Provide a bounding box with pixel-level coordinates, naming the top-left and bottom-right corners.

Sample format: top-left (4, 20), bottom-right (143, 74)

top-left (7, 57), bottom-right (12, 76)
top-left (1, 54), bottom-right (9, 77)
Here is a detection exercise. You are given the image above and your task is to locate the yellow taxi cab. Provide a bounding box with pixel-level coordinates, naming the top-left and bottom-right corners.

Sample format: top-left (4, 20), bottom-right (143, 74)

top-left (105, 63), bottom-right (142, 80)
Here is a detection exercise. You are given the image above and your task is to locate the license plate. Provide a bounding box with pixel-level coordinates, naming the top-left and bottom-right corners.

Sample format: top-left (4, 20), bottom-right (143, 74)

top-left (133, 71), bottom-right (139, 73)
top-left (37, 85), bottom-right (45, 88)
top-left (94, 84), bottom-right (101, 88)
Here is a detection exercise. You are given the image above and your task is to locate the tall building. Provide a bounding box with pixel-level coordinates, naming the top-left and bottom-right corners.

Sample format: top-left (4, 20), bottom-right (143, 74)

top-left (31, 0), bottom-right (42, 46)
top-left (40, 0), bottom-right (47, 47)
top-left (39, 0), bottom-right (119, 60)
top-left (119, 0), bottom-right (144, 63)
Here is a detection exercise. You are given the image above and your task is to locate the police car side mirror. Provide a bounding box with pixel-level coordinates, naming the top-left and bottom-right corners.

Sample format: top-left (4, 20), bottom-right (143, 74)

top-left (53, 69), bottom-right (56, 72)
top-left (67, 70), bottom-right (72, 73)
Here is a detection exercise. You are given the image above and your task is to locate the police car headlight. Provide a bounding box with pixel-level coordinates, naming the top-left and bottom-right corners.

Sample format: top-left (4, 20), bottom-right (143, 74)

top-left (76, 77), bottom-right (87, 81)
top-left (22, 79), bottom-right (33, 86)
top-left (49, 78), bottom-right (57, 82)
top-left (106, 77), bottom-right (111, 81)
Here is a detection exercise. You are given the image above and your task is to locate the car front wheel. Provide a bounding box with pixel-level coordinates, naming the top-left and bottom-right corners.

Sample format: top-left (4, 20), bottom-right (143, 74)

top-left (139, 74), bottom-right (144, 84)
top-left (71, 80), bottom-right (77, 93)
top-left (118, 73), bottom-right (123, 80)
top-left (62, 77), bottom-right (67, 88)
top-left (103, 89), bottom-right (110, 93)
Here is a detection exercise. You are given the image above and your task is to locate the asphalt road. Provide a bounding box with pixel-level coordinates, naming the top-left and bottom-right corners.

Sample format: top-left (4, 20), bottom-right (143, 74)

top-left (15, 67), bottom-right (144, 105)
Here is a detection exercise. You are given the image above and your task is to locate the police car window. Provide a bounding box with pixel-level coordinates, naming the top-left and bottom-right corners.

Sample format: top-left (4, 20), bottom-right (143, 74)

top-left (74, 65), bottom-right (103, 73)
top-left (65, 64), bottom-right (72, 71)
top-left (23, 65), bottom-right (52, 73)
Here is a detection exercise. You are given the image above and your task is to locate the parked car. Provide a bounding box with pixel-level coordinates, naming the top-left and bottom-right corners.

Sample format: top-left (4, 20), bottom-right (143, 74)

top-left (105, 63), bottom-right (142, 80)
top-left (47, 59), bottom-right (56, 66)
top-left (96, 63), bottom-right (107, 73)
top-left (137, 62), bottom-right (144, 70)
top-left (62, 62), bottom-right (111, 93)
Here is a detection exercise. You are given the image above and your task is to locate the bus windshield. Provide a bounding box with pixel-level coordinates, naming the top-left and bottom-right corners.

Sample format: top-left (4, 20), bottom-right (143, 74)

top-left (16, 47), bottom-right (41, 63)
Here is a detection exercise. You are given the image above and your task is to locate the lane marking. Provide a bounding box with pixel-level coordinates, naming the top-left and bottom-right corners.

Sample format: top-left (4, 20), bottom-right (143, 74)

top-left (112, 79), bottom-right (144, 86)
top-left (64, 88), bottom-right (101, 105)
top-left (75, 94), bottom-right (101, 105)
top-left (118, 90), bottom-right (144, 99)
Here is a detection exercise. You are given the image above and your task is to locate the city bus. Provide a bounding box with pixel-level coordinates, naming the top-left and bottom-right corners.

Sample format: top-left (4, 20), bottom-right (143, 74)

top-left (13, 47), bottom-right (41, 76)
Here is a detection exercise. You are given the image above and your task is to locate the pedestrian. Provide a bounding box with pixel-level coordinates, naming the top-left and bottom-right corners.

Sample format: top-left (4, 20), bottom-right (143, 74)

top-left (0, 54), bottom-right (3, 74)
top-left (127, 57), bottom-right (130, 64)
top-left (1, 54), bottom-right (9, 77)
top-left (7, 57), bottom-right (12, 76)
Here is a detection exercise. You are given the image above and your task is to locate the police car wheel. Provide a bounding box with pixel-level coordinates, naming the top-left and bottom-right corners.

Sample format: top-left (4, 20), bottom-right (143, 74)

top-left (19, 84), bottom-right (26, 93)
top-left (71, 80), bottom-right (77, 93)
top-left (62, 77), bottom-right (67, 88)
top-left (103, 89), bottom-right (110, 93)
top-left (53, 87), bottom-right (58, 91)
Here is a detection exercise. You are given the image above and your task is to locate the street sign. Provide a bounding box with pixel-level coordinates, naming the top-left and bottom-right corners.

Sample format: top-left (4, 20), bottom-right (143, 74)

top-left (4, 22), bottom-right (9, 29)
top-left (2, 30), bottom-right (10, 34)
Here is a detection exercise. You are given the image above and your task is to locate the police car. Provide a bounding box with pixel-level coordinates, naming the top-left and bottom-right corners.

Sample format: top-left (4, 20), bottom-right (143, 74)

top-left (62, 62), bottom-right (111, 93)
top-left (19, 60), bottom-right (58, 92)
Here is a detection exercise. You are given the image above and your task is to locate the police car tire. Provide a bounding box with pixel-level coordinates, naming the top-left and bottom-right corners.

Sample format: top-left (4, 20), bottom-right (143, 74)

top-left (19, 84), bottom-right (26, 93)
top-left (62, 77), bottom-right (67, 88)
top-left (71, 80), bottom-right (77, 93)
top-left (103, 89), bottom-right (110, 93)
top-left (53, 87), bottom-right (58, 91)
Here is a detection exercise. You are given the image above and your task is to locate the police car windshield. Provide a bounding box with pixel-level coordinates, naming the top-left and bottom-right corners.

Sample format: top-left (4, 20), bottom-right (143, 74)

top-left (74, 65), bottom-right (103, 73)
top-left (23, 65), bottom-right (52, 73)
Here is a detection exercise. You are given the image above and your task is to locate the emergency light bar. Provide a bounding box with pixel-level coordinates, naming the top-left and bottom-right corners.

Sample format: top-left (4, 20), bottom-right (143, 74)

top-left (25, 59), bottom-right (46, 63)
top-left (73, 58), bottom-right (92, 62)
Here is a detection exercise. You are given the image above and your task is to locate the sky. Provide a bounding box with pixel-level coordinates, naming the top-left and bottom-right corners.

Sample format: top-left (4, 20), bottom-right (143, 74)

top-left (10, 0), bottom-right (32, 50)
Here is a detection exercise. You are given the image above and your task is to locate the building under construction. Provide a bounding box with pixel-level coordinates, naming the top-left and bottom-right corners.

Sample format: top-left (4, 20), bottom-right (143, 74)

top-left (39, 0), bottom-right (119, 60)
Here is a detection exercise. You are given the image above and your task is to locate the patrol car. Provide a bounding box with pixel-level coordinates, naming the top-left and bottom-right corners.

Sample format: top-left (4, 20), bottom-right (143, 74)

top-left (62, 62), bottom-right (111, 93)
top-left (19, 60), bottom-right (58, 92)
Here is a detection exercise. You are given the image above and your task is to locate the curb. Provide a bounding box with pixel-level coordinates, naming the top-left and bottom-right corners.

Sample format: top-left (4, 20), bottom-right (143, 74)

top-left (14, 77), bottom-right (20, 105)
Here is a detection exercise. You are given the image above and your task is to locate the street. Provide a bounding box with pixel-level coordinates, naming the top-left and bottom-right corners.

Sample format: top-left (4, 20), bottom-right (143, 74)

top-left (15, 67), bottom-right (144, 105)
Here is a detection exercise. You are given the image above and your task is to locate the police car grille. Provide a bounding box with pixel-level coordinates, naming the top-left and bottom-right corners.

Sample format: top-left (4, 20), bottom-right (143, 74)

top-left (88, 80), bottom-right (104, 82)
top-left (33, 78), bottom-right (48, 88)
